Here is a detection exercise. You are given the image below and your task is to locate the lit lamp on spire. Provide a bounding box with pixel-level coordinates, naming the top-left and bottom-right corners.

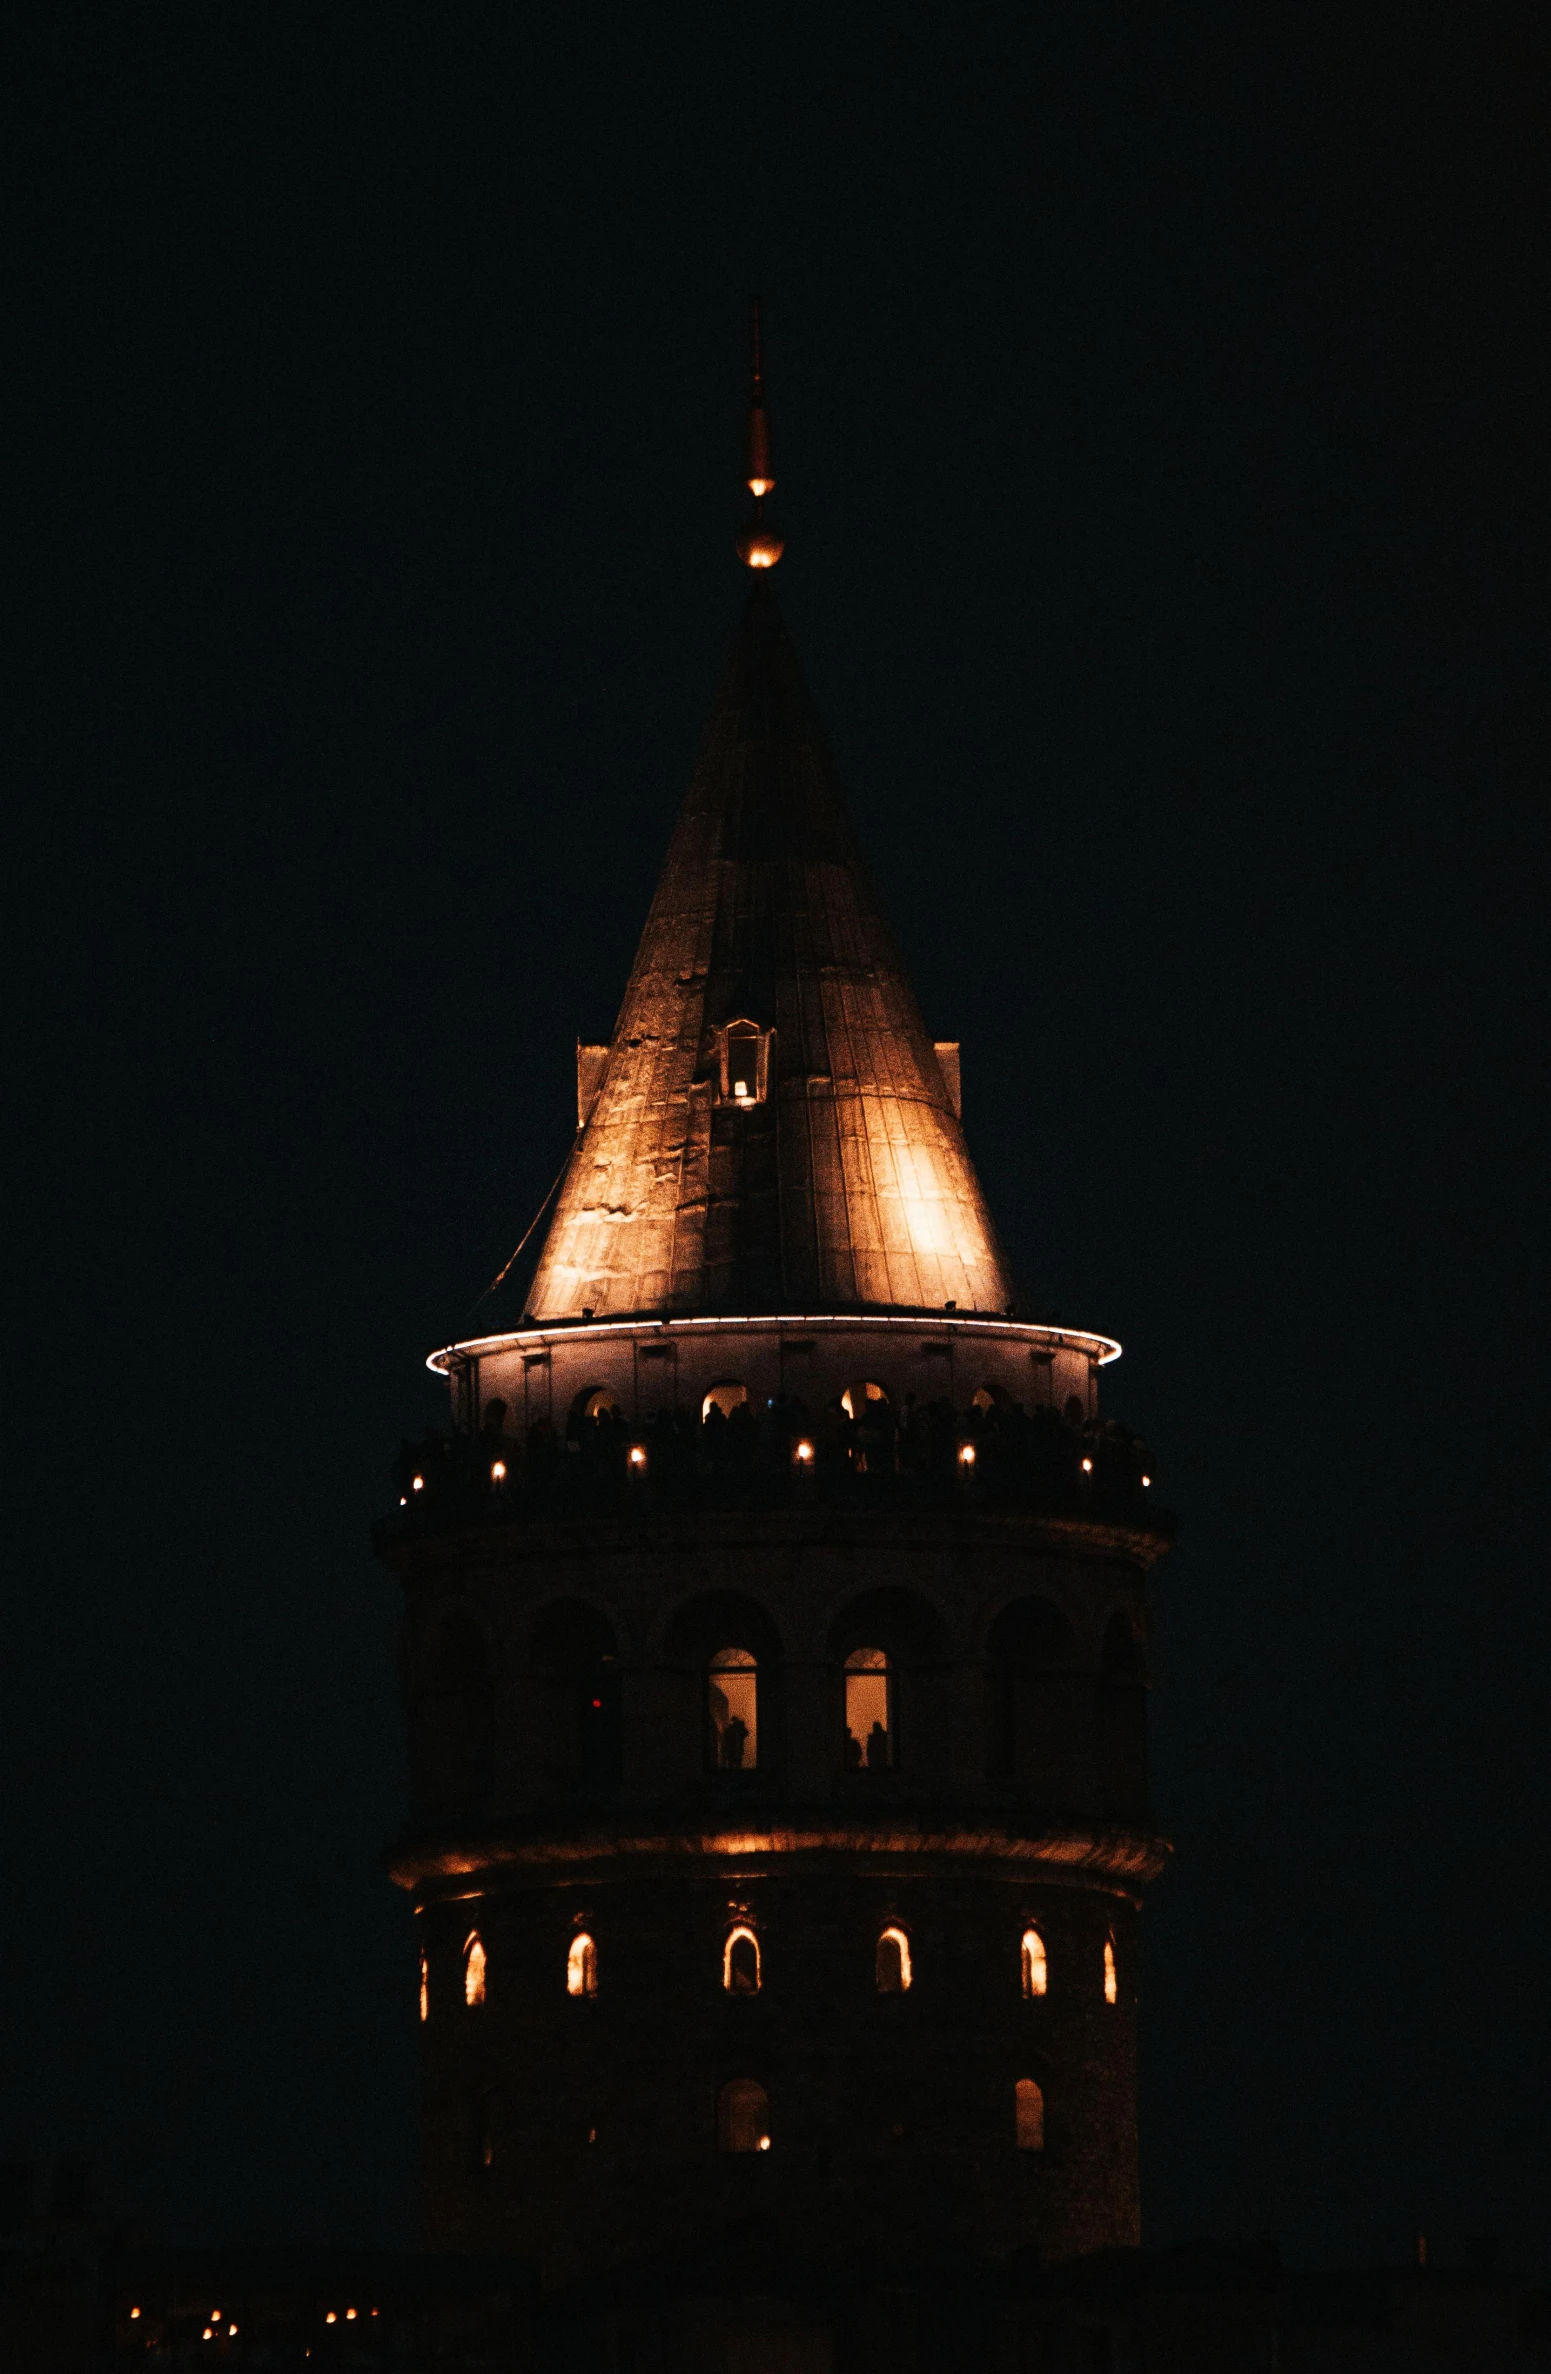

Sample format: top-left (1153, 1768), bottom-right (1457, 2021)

top-left (735, 300), bottom-right (784, 570)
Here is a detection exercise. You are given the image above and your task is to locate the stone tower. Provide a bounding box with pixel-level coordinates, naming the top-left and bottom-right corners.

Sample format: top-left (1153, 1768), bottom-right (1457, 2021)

top-left (380, 366), bottom-right (1171, 2283)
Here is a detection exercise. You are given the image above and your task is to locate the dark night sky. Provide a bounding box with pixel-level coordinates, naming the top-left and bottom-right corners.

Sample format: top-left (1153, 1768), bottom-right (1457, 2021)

top-left (6, 1), bottom-right (1548, 2270)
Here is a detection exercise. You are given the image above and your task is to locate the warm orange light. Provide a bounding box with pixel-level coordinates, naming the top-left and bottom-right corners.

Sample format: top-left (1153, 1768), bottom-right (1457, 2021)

top-left (370, 2311), bottom-right (379, 2319)
top-left (228, 2328), bottom-right (237, 2338)
top-left (130, 2311), bottom-right (141, 2322)
top-left (1081, 1456), bottom-right (1093, 1474)
top-left (1021, 1927), bottom-right (1048, 1998)
top-left (628, 1443), bottom-right (647, 1468)
top-left (345, 2310), bottom-right (357, 2322)
top-left (464, 1934), bottom-right (487, 2007)
top-left (411, 1475), bottom-right (424, 1492)
top-left (957, 1441), bottom-right (976, 1467)
top-left (419, 1949), bottom-right (428, 2022)
top-left (202, 2330), bottom-right (212, 2342)
top-left (757, 2134), bottom-right (771, 2151)
top-left (736, 521), bottom-right (785, 568)
top-left (723, 1923), bottom-right (762, 1993)
top-left (567, 1931), bottom-right (598, 1997)
top-left (876, 1925), bottom-right (913, 1991)
top-left (1104, 1937), bottom-right (1118, 2004)
top-left (1141, 1474), bottom-right (1151, 1487)
top-left (490, 1460), bottom-right (506, 1482)
top-left (325, 2313), bottom-right (337, 2326)
top-left (747, 475), bottom-right (773, 498)
top-left (794, 1438), bottom-right (814, 1464)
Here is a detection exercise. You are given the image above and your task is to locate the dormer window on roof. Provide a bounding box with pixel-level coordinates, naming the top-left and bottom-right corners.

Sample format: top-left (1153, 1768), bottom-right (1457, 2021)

top-left (718, 1020), bottom-right (770, 1108)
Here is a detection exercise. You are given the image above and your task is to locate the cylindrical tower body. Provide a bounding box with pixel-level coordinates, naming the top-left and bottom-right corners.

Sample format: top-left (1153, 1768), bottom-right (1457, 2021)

top-left (379, 585), bottom-right (1172, 2281)
top-left (383, 1315), bottom-right (1168, 2279)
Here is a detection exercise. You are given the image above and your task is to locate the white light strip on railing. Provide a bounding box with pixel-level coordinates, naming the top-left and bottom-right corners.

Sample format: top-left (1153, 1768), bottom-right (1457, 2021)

top-left (426, 1309), bottom-right (1121, 1378)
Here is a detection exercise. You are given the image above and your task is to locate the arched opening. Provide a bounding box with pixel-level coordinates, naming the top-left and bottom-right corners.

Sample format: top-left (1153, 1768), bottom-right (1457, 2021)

top-left (418, 1950), bottom-right (429, 2023)
top-left (708, 1647), bottom-right (758, 1769)
top-left (844, 1647), bottom-right (892, 1769)
top-left (875, 1926), bottom-right (912, 1993)
top-left (567, 1933), bottom-right (598, 1998)
top-left (723, 1926), bottom-right (761, 1995)
top-left (572, 1386), bottom-right (622, 1424)
top-left (702, 1381), bottom-right (750, 1422)
top-left (1015, 2077), bottom-right (1045, 2153)
top-left (840, 1380), bottom-right (890, 1422)
top-left (716, 2078), bottom-right (771, 2153)
top-left (985, 1597), bottom-right (1078, 1785)
top-left (1021, 1928), bottom-right (1047, 1998)
top-left (463, 1935), bottom-right (487, 2008)
top-left (725, 1021), bottom-right (762, 1104)
top-left (1099, 1608), bottom-right (1148, 1821)
top-left (532, 1601), bottom-right (622, 1793)
top-left (1104, 1936), bottom-right (1118, 2005)
top-left (415, 1612), bottom-right (494, 1817)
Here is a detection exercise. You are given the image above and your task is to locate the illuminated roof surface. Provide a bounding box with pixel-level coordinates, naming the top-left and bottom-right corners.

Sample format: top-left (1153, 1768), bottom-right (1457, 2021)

top-left (525, 586), bottom-right (1017, 1321)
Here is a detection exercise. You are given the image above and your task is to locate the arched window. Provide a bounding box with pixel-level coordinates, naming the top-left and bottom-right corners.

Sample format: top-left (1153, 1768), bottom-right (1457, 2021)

top-left (839, 1380), bottom-right (890, 1422)
top-left (1021, 1928), bottom-right (1048, 1999)
top-left (702, 1381), bottom-right (750, 1421)
top-left (567, 1933), bottom-right (598, 1998)
top-left (875, 1927), bottom-right (912, 1993)
top-left (725, 1021), bottom-right (762, 1105)
top-left (723, 1926), bottom-right (761, 1994)
top-left (716, 2078), bottom-right (771, 2153)
top-left (1015, 2077), bottom-right (1045, 2152)
top-left (1103, 1936), bottom-right (1118, 2005)
top-left (463, 1934), bottom-right (487, 2008)
top-left (708, 1647), bottom-right (758, 1769)
top-left (844, 1647), bottom-right (892, 1769)
top-left (418, 1949), bottom-right (429, 2023)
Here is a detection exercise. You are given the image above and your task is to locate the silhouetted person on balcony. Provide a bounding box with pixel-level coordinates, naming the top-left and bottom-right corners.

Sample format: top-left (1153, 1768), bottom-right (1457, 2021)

top-left (721, 1715), bottom-right (749, 1770)
top-left (844, 1731), bottom-right (864, 1770)
top-left (866, 1721), bottom-right (890, 1769)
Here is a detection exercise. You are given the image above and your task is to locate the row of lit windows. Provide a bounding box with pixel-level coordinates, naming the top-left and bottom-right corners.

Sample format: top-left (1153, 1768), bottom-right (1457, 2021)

top-left (426, 1928), bottom-right (1119, 2018)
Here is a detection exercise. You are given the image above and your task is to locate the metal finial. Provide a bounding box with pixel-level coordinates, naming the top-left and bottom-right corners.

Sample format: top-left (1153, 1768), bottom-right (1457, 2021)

top-left (737, 298), bottom-right (784, 570)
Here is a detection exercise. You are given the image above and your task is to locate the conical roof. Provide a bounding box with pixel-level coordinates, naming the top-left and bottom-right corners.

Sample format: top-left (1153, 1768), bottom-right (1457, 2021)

top-left (525, 587), bottom-right (1017, 1321)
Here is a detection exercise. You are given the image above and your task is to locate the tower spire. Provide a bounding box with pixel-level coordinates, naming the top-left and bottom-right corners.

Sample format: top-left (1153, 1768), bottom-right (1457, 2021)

top-left (736, 298), bottom-right (784, 570)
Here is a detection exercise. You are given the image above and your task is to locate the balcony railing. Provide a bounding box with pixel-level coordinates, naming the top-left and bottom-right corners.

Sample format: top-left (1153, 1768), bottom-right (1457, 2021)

top-left (377, 1403), bottom-right (1171, 1544)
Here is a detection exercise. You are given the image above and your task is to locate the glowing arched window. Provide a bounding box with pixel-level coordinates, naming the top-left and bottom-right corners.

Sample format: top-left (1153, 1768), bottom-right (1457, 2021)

top-left (839, 1380), bottom-right (890, 1422)
top-left (725, 1021), bottom-right (762, 1105)
top-left (1015, 2077), bottom-right (1045, 2153)
top-left (723, 1926), bottom-right (761, 1995)
top-left (1103, 1936), bottom-right (1118, 2005)
top-left (702, 1381), bottom-right (750, 1421)
top-left (708, 1647), bottom-right (758, 1769)
top-left (844, 1647), bottom-right (892, 1768)
top-left (418, 1950), bottom-right (429, 2023)
top-left (971, 1385), bottom-right (998, 1413)
top-left (717, 2077), bottom-right (771, 2153)
top-left (1021, 1928), bottom-right (1048, 1999)
top-left (580, 1388), bottom-right (620, 1421)
top-left (463, 1935), bottom-right (487, 2008)
top-left (567, 1933), bottom-right (598, 1998)
top-left (875, 1926), bottom-right (912, 1993)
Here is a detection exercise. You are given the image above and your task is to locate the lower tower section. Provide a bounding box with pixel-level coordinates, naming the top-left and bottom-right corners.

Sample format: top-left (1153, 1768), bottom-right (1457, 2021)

top-left (380, 1314), bottom-right (1170, 2281)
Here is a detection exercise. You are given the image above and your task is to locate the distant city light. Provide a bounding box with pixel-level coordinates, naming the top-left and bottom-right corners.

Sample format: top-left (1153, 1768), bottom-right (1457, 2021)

top-left (628, 1444), bottom-right (647, 1468)
top-left (794, 1439), bottom-right (814, 1464)
top-left (490, 1461), bottom-right (506, 1481)
top-left (957, 1442), bottom-right (976, 1466)
top-left (1081, 1457), bottom-right (1093, 1473)
top-left (411, 1475), bottom-right (424, 1492)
